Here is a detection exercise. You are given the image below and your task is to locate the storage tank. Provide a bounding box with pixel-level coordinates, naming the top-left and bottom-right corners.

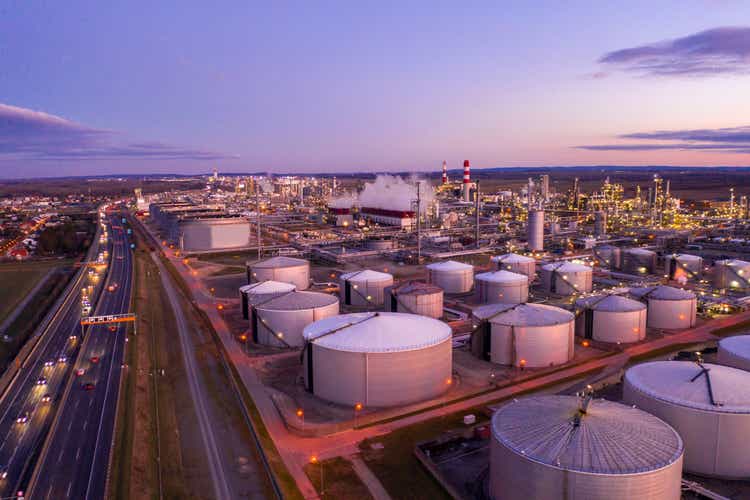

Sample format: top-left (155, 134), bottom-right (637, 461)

top-left (527, 210), bottom-right (544, 251)
top-left (239, 280), bottom-right (296, 320)
top-left (592, 245), bottom-right (621, 269)
top-left (475, 270), bottom-right (528, 304)
top-left (574, 294), bottom-right (646, 343)
top-left (713, 259), bottom-right (750, 289)
top-left (339, 269), bottom-right (394, 307)
top-left (251, 291), bottom-right (339, 348)
top-left (471, 303), bottom-right (574, 367)
top-left (490, 395), bottom-right (683, 500)
top-left (491, 253), bottom-right (536, 280)
top-left (666, 253), bottom-right (702, 281)
top-left (540, 261), bottom-right (593, 295)
top-left (302, 312), bottom-right (452, 407)
top-left (247, 256), bottom-right (310, 290)
top-left (623, 247), bottom-right (657, 274)
top-left (385, 281), bottom-right (443, 319)
top-left (624, 361), bottom-right (750, 479)
top-left (629, 285), bottom-right (697, 330)
top-left (179, 217), bottom-right (251, 251)
top-left (426, 260), bottom-right (474, 294)
top-left (718, 335), bottom-right (750, 371)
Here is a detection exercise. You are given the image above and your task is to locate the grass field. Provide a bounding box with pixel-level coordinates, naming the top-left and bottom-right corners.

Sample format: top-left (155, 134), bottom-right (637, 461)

top-left (303, 456), bottom-right (374, 500)
top-left (0, 259), bottom-right (71, 324)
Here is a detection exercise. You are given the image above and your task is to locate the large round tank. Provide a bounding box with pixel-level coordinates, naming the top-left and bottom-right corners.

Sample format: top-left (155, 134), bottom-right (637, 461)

top-left (490, 395), bottom-right (683, 500)
top-left (540, 261), bottom-right (593, 295)
top-left (666, 253), bottom-right (702, 281)
top-left (426, 260), bottom-right (474, 294)
top-left (713, 259), bottom-right (750, 289)
top-left (574, 294), bottom-right (646, 343)
top-left (247, 256), bottom-right (310, 290)
top-left (475, 270), bottom-right (528, 304)
top-left (239, 280), bottom-right (296, 320)
top-left (718, 335), bottom-right (750, 371)
top-left (385, 281), bottom-right (443, 319)
top-left (527, 210), bottom-right (544, 251)
top-left (623, 248), bottom-right (657, 274)
top-left (491, 253), bottom-right (536, 280)
top-left (302, 312), bottom-right (452, 407)
top-left (592, 245), bottom-right (621, 269)
top-left (471, 303), bottom-right (574, 367)
top-left (339, 269), bottom-right (394, 306)
top-left (629, 285), bottom-right (697, 330)
top-left (251, 291), bottom-right (339, 348)
top-left (624, 361), bottom-right (750, 479)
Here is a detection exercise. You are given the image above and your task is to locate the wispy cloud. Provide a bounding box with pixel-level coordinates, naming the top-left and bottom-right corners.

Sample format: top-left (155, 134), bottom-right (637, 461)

top-left (0, 103), bottom-right (235, 161)
top-left (577, 125), bottom-right (750, 154)
top-left (598, 26), bottom-right (750, 77)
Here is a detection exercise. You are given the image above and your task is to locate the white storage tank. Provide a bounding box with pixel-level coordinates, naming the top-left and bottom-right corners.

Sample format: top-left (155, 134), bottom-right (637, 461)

top-left (339, 269), bottom-right (394, 307)
top-left (629, 285), bottom-right (697, 330)
top-left (385, 281), bottom-right (443, 319)
top-left (718, 335), bottom-right (750, 371)
top-left (302, 312), bottom-right (452, 407)
top-left (471, 303), bottom-right (574, 367)
top-left (623, 247), bottom-right (657, 274)
top-left (239, 280), bottom-right (296, 320)
top-left (251, 291), bottom-right (339, 348)
top-left (540, 261), bottom-right (593, 295)
top-left (490, 395), bottom-right (683, 500)
top-left (475, 270), bottom-right (528, 304)
top-left (575, 294), bottom-right (646, 343)
top-left (527, 210), bottom-right (544, 251)
top-left (713, 259), bottom-right (750, 289)
top-left (592, 244), bottom-right (621, 269)
top-left (491, 253), bottom-right (536, 280)
top-left (666, 253), bottom-right (702, 280)
top-left (624, 361), bottom-right (750, 479)
top-left (247, 256), bottom-right (310, 290)
top-left (426, 260), bottom-right (474, 294)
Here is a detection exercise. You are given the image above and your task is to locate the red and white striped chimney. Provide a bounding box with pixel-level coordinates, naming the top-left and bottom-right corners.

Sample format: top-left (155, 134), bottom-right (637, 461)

top-left (462, 160), bottom-right (471, 201)
top-left (441, 161), bottom-right (448, 184)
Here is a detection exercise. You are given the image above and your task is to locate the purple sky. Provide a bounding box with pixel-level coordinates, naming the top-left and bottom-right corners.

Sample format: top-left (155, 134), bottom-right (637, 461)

top-left (1, 2), bottom-right (750, 178)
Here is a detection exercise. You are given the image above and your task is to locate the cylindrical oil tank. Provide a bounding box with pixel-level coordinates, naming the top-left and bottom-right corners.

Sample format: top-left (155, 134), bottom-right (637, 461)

top-left (718, 335), bottom-right (750, 371)
top-left (540, 261), bottom-right (593, 295)
top-left (302, 312), bottom-right (452, 407)
top-left (629, 285), bottom-right (697, 330)
top-left (623, 247), bottom-right (657, 274)
top-left (339, 269), bottom-right (394, 306)
top-left (179, 217), bottom-right (251, 252)
top-left (666, 253), bottom-right (702, 280)
top-left (574, 294), bottom-right (646, 343)
top-left (490, 395), bottom-right (684, 500)
top-left (592, 245), bottom-right (621, 269)
top-left (251, 291), bottom-right (339, 348)
top-left (471, 303), bottom-right (574, 367)
top-left (624, 361), bottom-right (750, 479)
top-left (426, 260), bottom-right (474, 293)
top-left (527, 210), bottom-right (544, 251)
top-left (713, 259), bottom-right (750, 289)
top-left (385, 281), bottom-right (443, 319)
top-left (239, 280), bottom-right (296, 320)
top-left (247, 256), bottom-right (310, 290)
top-left (475, 270), bottom-right (528, 304)
top-left (491, 253), bottom-right (536, 280)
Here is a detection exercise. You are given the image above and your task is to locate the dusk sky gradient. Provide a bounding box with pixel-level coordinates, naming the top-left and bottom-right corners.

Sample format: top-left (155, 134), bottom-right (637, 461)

top-left (2, 1), bottom-right (750, 178)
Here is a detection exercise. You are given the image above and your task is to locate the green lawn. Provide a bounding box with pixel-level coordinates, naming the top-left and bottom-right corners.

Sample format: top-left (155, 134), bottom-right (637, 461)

top-left (303, 457), bottom-right (374, 500)
top-left (0, 260), bottom-right (71, 323)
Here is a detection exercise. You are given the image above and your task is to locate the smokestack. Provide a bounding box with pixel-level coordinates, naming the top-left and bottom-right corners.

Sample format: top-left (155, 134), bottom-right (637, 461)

top-left (441, 161), bottom-right (448, 185)
top-left (463, 160), bottom-right (471, 202)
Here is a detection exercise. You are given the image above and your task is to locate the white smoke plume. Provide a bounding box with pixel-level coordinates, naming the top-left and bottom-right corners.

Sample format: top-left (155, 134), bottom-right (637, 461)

top-left (357, 175), bottom-right (434, 213)
top-left (328, 194), bottom-right (357, 209)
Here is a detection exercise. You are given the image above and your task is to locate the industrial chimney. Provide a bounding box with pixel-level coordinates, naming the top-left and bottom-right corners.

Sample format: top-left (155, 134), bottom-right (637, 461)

top-left (442, 161), bottom-right (448, 185)
top-left (463, 160), bottom-right (471, 202)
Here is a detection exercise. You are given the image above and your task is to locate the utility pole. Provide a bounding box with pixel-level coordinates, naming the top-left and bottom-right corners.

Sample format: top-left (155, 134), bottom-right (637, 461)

top-left (256, 183), bottom-right (262, 260)
top-left (475, 180), bottom-right (480, 248)
top-left (416, 182), bottom-right (422, 264)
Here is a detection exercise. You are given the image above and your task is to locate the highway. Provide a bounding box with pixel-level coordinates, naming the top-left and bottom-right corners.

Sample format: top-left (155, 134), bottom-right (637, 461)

top-left (29, 212), bottom-right (134, 500)
top-left (0, 220), bottom-right (103, 499)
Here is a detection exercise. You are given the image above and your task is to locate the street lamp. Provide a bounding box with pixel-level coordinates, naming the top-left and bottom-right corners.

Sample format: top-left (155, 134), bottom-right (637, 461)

top-left (310, 455), bottom-right (323, 497)
top-left (354, 402), bottom-right (363, 428)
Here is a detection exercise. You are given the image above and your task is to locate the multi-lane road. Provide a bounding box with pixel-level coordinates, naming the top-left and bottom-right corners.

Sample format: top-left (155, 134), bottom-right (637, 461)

top-left (29, 213), bottom-right (133, 500)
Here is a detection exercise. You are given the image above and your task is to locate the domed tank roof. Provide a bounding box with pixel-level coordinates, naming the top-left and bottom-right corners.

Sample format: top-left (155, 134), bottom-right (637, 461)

top-left (256, 291), bottom-right (338, 311)
top-left (476, 270), bottom-right (527, 283)
top-left (303, 312), bottom-right (451, 353)
top-left (492, 395), bottom-right (683, 474)
top-left (629, 285), bottom-right (695, 301)
top-left (719, 335), bottom-right (750, 359)
top-left (575, 294), bottom-right (645, 312)
top-left (473, 303), bottom-right (573, 326)
top-left (626, 247), bottom-right (656, 255)
top-left (671, 253), bottom-right (701, 261)
top-left (391, 281), bottom-right (442, 296)
top-left (541, 261), bottom-right (591, 273)
top-left (251, 256), bottom-right (308, 268)
top-left (340, 269), bottom-right (393, 281)
top-left (625, 361), bottom-right (750, 414)
top-left (426, 260), bottom-right (473, 271)
top-left (491, 253), bottom-right (535, 264)
top-left (240, 280), bottom-right (296, 295)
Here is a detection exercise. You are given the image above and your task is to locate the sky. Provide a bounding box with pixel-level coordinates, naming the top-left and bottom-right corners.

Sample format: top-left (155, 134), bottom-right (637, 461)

top-left (1, 1), bottom-right (750, 178)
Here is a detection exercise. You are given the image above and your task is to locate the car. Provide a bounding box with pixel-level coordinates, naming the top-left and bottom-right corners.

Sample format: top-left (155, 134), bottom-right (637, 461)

top-left (36, 377), bottom-right (47, 386)
top-left (108, 325), bottom-right (117, 332)
top-left (90, 356), bottom-right (100, 364)
top-left (0, 469), bottom-right (7, 479)
top-left (82, 383), bottom-right (95, 391)
top-left (44, 360), bottom-right (54, 367)
top-left (69, 335), bottom-right (77, 341)
top-left (41, 394), bottom-right (51, 403)
top-left (58, 355), bottom-right (67, 364)
top-left (16, 412), bottom-right (29, 424)
top-left (76, 368), bottom-right (85, 377)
